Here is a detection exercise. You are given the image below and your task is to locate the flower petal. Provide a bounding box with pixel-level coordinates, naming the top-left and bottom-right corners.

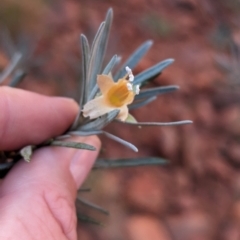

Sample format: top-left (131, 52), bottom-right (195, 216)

top-left (82, 96), bottom-right (114, 119)
top-left (97, 75), bottom-right (115, 94)
top-left (117, 105), bottom-right (129, 121)
top-left (125, 91), bottom-right (135, 105)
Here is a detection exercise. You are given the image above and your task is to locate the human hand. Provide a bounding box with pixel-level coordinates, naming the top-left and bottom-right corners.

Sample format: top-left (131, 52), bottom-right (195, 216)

top-left (0, 87), bottom-right (100, 240)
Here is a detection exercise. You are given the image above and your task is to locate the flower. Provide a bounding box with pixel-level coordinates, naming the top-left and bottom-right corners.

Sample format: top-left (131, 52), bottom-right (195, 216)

top-left (82, 66), bottom-right (140, 121)
top-left (68, 9), bottom-right (192, 153)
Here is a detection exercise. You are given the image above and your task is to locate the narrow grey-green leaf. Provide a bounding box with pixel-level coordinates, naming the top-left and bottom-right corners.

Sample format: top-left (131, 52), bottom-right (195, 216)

top-left (119, 120), bottom-right (193, 126)
top-left (93, 157), bottom-right (168, 169)
top-left (9, 69), bottom-right (26, 87)
top-left (18, 33), bottom-right (35, 57)
top-left (86, 22), bottom-right (105, 98)
top-left (100, 8), bottom-right (113, 66)
top-left (71, 35), bottom-right (90, 130)
top-left (88, 54), bottom-right (118, 100)
top-left (77, 214), bottom-right (104, 226)
top-left (80, 34), bottom-right (90, 105)
top-left (102, 54), bottom-right (118, 74)
top-left (134, 58), bottom-right (174, 85)
top-left (102, 131), bottom-right (138, 152)
top-left (69, 130), bottom-right (102, 136)
top-left (87, 9), bottom-right (113, 99)
top-left (77, 197), bottom-right (109, 215)
top-left (0, 162), bottom-right (13, 170)
top-left (114, 40), bottom-right (153, 80)
top-left (115, 56), bottom-right (122, 67)
top-left (0, 27), bottom-right (16, 57)
top-left (0, 52), bottom-right (22, 83)
top-left (78, 188), bottom-right (91, 192)
top-left (90, 8), bottom-right (112, 59)
top-left (135, 85), bottom-right (179, 100)
top-left (50, 140), bottom-right (96, 151)
top-left (129, 96), bottom-right (157, 109)
top-left (77, 109), bottom-right (120, 131)
top-left (70, 130), bottom-right (138, 152)
top-left (88, 83), bottom-right (99, 101)
top-left (215, 55), bottom-right (232, 72)
top-left (55, 134), bottom-right (71, 140)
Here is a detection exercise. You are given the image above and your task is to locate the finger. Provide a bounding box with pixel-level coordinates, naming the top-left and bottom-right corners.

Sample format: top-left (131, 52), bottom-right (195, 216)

top-left (0, 87), bottom-right (79, 150)
top-left (0, 135), bottom-right (101, 240)
top-left (69, 136), bottom-right (101, 188)
top-left (0, 136), bottom-right (101, 195)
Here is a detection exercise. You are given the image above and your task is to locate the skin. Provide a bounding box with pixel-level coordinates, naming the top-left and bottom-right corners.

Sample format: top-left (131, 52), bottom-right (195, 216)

top-left (0, 87), bottom-right (101, 240)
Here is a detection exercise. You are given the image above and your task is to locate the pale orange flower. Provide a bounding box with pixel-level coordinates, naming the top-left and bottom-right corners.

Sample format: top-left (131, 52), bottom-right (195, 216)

top-left (82, 67), bottom-right (140, 121)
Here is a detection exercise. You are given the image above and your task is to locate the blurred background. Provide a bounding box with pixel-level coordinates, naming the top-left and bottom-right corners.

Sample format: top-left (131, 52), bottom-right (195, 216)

top-left (1, 0), bottom-right (240, 239)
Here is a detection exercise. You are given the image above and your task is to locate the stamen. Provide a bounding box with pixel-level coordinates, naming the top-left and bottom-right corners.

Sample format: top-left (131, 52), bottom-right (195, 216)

top-left (126, 66), bottom-right (134, 82)
top-left (126, 66), bottom-right (131, 73)
top-left (135, 85), bottom-right (140, 94)
top-left (127, 82), bottom-right (133, 91)
top-left (129, 75), bottom-right (134, 82)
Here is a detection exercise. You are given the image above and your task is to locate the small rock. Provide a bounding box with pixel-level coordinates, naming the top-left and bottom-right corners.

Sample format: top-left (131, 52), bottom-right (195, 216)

top-left (166, 211), bottom-right (213, 240)
top-left (123, 169), bottom-right (166, 213)
top-left (125, 215), bottom-right (171, 240)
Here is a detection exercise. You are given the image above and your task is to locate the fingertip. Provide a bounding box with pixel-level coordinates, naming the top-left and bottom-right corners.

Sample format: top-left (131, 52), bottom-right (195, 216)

top-left (54, 97), bottom-right (79, 122)
top-left (0, 87), bottom-right (80, 150)
top-left (69, 136), bottom-right (101, 188)
top-left (0, 135), bottom-right (101, 200)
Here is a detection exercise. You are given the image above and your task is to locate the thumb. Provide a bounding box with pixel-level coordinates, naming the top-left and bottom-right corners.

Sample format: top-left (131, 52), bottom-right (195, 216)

top-left (0, 135), bottom-right (101, 196)
top-left (0, 136), bottom-right (100, 240)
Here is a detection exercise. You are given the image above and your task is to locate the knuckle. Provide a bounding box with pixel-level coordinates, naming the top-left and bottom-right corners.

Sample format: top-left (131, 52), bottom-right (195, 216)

top-left (44, 191), bottom-right (77, 238)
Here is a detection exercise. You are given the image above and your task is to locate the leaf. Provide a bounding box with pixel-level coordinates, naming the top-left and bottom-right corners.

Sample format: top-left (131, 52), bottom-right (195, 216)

top-left (71, 34), bottom-right (90, 130)
top-left (0, 162), bottom-right (14, 170)
top-left (55, 134), bottom-right (71, 140)
top-left (87, 9), bottom-right (113, 100)
top-left (102, 131), bottom-right (138, 152)
top-left (129, 96), bottom-right (157, 109)
top-left (80, 34), bottom-right (90, 106)
top-left (114, 40), bottom-right (153, 80)
top-left (88, 54), bottom-right (118, 100)
top-left (78, 188), bottom-right (91, 192)
top-left (99, 8), bottom-right (113, 66)
top-left (90, 9), bottom-right (112, 66)
top-left (134, 58), bottom-right (174, 85)
top-left (93, 157), bottom-right (168, 169)
top-left (86, 22), bottom-right (105, 96)
top-left (9, 69), bottom-right (26, 87)
top-left (77, 214), bottom-right (104, 226)
top-left (119, 120), bottom-right (193, 126)
top-left (70, 130), bottom-right (138, 152)
top-left (77, 197), bottom-right (109, 215)
top-left (102, 54), bottom-right (118, 75)
top-left (50, 140), bottom-right (96, 151)
top-left (69, 130), bottom-right (102, 136)
top-left (0, 27), bottom-right (16, 57)
top-left (215, 55), bottom-right (232, 72)
top-left (77, 109), bottom-right (120, 131)
top-left (17, 33), bottom-right (36, 58)
top-left (135, 85), bottom-right (179, 100)
top-left (0, 52), bottom-right (22, 84)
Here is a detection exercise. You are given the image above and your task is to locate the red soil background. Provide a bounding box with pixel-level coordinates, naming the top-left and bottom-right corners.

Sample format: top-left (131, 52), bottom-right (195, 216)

top-left (1, 0), bottom-right (240, 239)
